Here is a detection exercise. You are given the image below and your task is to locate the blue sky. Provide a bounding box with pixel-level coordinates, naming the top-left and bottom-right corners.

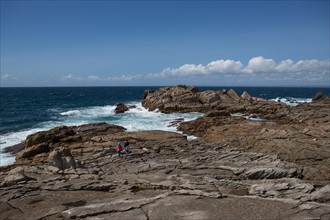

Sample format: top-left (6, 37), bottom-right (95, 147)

top-left (1, 0), bottom-right (329, 87)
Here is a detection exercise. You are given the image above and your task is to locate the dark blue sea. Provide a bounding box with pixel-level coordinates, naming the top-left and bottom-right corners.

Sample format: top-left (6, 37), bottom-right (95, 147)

top-left (0, 86), bottom-right (329, 166)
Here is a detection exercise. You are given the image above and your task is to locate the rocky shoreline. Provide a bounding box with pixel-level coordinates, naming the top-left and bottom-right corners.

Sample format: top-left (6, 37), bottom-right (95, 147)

top-left (1, 85), bottom-right (329, 219)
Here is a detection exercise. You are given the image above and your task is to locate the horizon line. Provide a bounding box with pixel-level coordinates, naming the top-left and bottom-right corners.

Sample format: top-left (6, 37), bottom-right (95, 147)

top-left (1, 85), bottom-right (330, 89)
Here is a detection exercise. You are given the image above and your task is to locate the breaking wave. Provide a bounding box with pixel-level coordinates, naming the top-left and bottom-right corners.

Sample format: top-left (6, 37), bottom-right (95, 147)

top-left (0, 102), bottom-right (202, 166)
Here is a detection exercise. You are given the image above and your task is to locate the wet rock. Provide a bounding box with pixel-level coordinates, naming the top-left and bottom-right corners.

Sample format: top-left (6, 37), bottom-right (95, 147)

top-left (167, 118), bottom-right (185, 127)
top-left (204, 110), bottom-right (230, 117)
top-left (115, 103), bottom-right (129, 114)
top-left (3, 142), bottom-right (25, 154)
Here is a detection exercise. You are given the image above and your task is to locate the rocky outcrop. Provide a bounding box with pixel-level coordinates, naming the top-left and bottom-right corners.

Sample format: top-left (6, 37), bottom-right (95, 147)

top-left (142, 85), bottom-right (252, 113)
top-left (10, 123), bottom-right (126, 167)
top-left (227, 89), bottom-right (240, 100)
top-left (48, 147), bottom-right (81, 170)
top-left (178, 96), bottom-right (330, 181)
top-left (114, 103), bottom-right (129, 114)
top-left (17, 143), bottom-right (50, 159)
top-left (142, 85), bottom-right (290, 119)
top-left (241, 91), bottom-right (253, 101)
top-left (142, 85), bottom-right (205, 113)
top-left (312, 92), bottom-right (324, 101)
top-left (143, 88), bottom-right (154, 99)
top-left (25, 125), bottom-right (75, 148)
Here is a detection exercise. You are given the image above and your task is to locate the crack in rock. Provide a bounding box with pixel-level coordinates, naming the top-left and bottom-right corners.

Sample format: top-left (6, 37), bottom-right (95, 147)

top-left (61, 193), bottom-right (169, 218)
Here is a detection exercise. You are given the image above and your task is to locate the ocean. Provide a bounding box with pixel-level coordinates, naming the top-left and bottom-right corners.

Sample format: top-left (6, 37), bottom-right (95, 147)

top-left (0, 86), bottom-right (329, 166)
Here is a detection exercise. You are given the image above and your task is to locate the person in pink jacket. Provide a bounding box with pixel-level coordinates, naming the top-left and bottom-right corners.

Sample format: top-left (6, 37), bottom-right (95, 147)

top-left (116, 142), bottom-right (123, 158)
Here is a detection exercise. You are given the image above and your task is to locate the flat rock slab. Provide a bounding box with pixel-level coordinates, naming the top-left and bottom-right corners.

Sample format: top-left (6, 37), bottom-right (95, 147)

top-left (143, 195), bottom-right (327, 220)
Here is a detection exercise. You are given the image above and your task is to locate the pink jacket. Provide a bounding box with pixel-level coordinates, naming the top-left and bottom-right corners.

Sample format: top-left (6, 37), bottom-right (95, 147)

top-left (116, 145), bottom-right (123, 152)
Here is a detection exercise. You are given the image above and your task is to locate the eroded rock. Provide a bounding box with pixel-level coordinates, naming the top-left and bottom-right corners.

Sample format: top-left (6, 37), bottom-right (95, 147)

top-left (48, 147), bottom-right (80, 170)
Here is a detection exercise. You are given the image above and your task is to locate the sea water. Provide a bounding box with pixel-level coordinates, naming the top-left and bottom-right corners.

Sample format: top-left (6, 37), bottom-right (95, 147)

top-left (0, 86), bottom-right (329, 166)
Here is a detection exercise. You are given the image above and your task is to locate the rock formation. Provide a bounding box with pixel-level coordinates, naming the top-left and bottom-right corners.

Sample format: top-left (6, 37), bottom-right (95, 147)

top-left (241, 91), bottom-right (253, 101)
top-left (1, 86), bottom-right (329, 219)
top-left (114, 103), bottom-right (129, 114)
top-left (312, 92), bottom-right (324, 101)
top-left (48, 147), bottom-right (81, 170)
top-left (142, 85), bottom-right (290, 120)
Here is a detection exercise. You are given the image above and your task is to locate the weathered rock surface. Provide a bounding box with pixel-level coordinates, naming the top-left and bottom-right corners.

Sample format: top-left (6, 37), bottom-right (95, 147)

top-left (48, 147), bottom-right (82, 170)
top-left (241, 91), bottom-right (253, 101)
top-left (9, 122), bottom-right (126, 167)
top-left (142, 85), bottom-right (244, 113)
top-left (178, 96), bottom-right (330, 182)
top-left (1, 86), bottom-right (329, 219)
top-left (1, 123), bottom-right (329, 219)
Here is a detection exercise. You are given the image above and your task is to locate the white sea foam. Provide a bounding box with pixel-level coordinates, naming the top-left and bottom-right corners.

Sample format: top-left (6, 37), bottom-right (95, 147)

top-left (60, 110), bottom-right (81, 116)
top-left (270, 97), bottom-right (312, 106)
top-left (59, 105), bottom-right (116, 118)
top-left (0, 102), bottom-right (202, 167)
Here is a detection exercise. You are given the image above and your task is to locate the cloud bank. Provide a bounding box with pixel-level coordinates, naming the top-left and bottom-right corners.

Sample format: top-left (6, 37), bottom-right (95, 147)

top-left (1, 74), bottom-right (18, 81)
top-left (60, 56), bottom-right (329, 86)
top-left (148, 56), bottom-right (330, 79)
top-left (62, 74), bottom-right (138, 82)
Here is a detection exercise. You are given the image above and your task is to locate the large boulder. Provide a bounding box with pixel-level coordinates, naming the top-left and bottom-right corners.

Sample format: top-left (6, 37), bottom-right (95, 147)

top-left (48, 147), bottom-right (80, 170)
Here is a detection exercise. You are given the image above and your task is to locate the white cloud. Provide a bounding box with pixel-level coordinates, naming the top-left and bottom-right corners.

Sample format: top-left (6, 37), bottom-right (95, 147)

top-left (149, 59), bottom-right (244, 78)
top-left (62, 74), bottom-right (138, 82)
top-left (244, 56), bottom-right (276, 73)
top-left (62, 74), bottom-right (82, 81)
top-left (206, 60), bottom-right (244, 74)
top-left (1, 74), bottom-right (10, 80)
top-left (87, 75), bottom-right (101, 81)
top-left (1, 74), bottom-right (18, 80)
top-left (149, 56), bottom-right (330, 79)
top-left (107, 75), bottom-right (135, 81)
top-left (60, 57), bottom-right (329, 85)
